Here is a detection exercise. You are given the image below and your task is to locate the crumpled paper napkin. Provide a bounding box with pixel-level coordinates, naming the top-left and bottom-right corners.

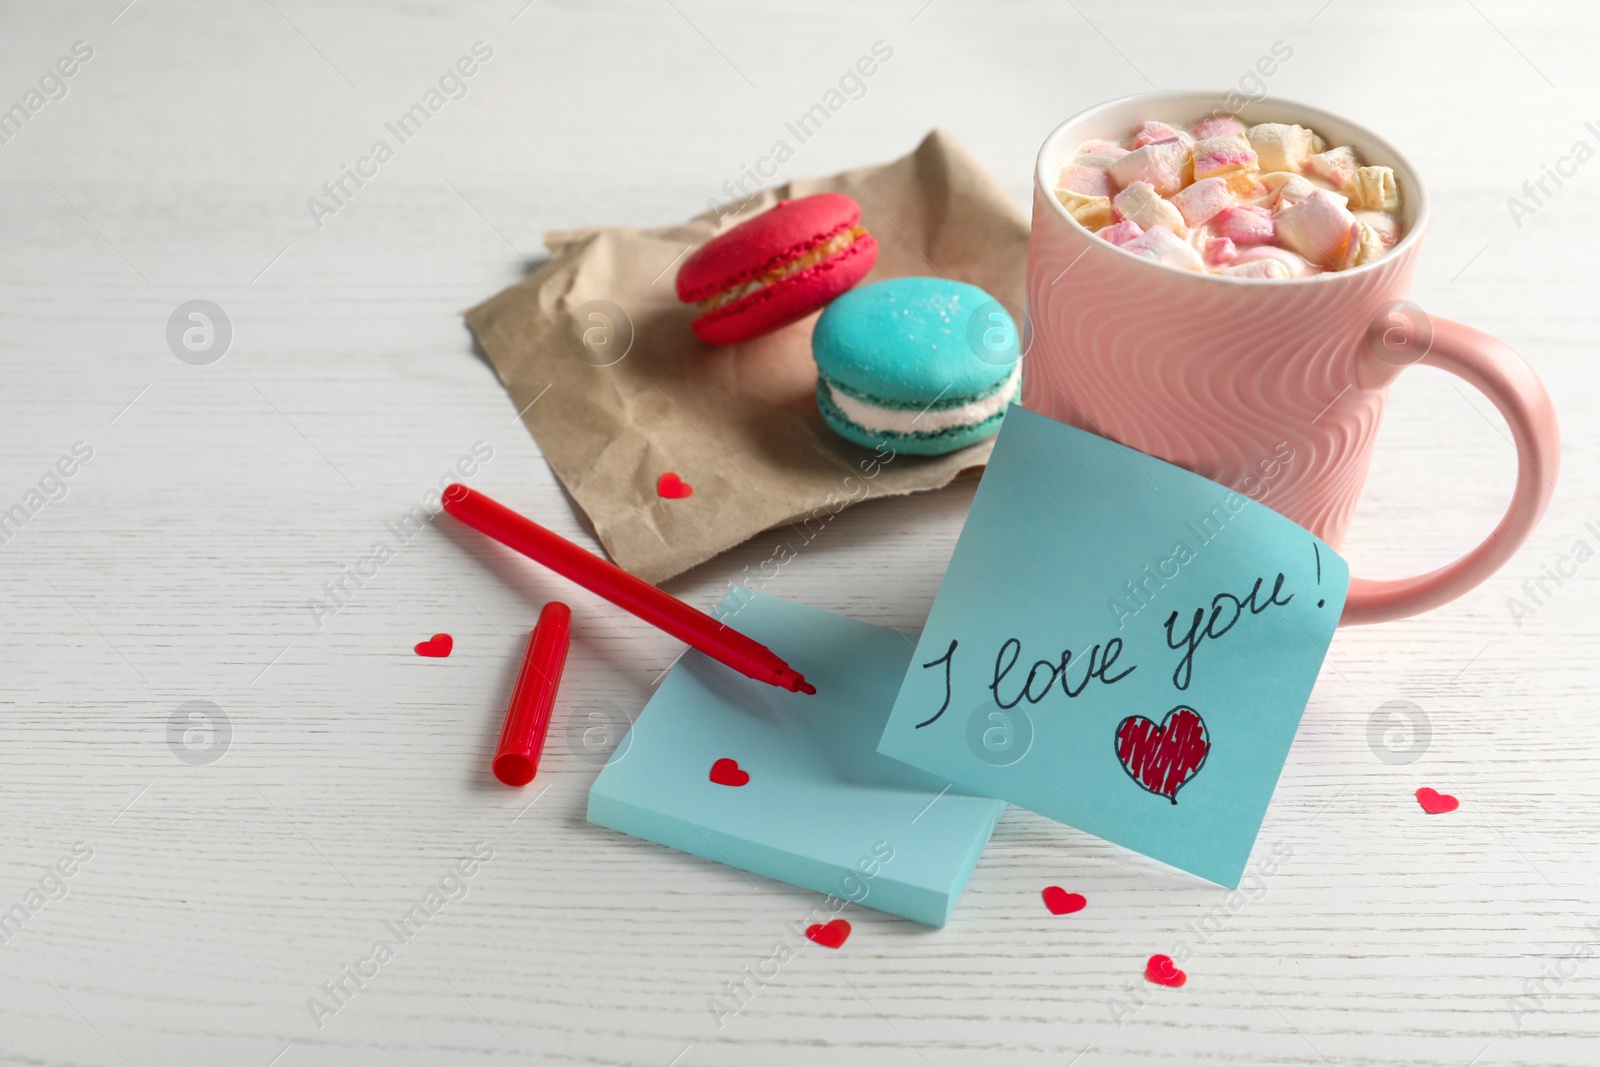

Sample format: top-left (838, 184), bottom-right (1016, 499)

top-left (464, 128), bottom-right (1028, 583)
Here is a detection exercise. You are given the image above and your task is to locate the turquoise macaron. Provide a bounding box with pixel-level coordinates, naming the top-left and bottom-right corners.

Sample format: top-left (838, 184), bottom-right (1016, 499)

top-left (812, 277), bottom-right (1021, 455)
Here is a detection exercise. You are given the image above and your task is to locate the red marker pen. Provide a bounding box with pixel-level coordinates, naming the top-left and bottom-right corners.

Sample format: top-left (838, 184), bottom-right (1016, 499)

top-left (443, 485), bottom-right (814, 695)
top-left (493, 601), bottom-right (571, 787)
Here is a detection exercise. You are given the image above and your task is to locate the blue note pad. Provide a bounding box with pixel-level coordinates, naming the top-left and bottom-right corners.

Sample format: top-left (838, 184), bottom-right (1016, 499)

top-left (587, 592), bottom-right (1007, 927)
top-left (877, 407), bottom-right (1349, 888)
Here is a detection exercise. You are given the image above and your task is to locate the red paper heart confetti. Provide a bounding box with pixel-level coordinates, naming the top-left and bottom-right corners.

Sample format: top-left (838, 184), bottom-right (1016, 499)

top-left (805, 919), bottom-right (851, 949)
top-left (656, 472), bottom-right (693, 499)
top-left (709, 757), bottom-right (750, 787)
top-left (414, 633), bottom-right (453, 658)
top-left (1145, 954), bottom-right (1187, 987)
top-left (1115, 706), bottom-right (1210, 804)
top-left (1416, 787), bottom-right (1459, 814)
top-left (1041, 887), bottom-right (1087, 915)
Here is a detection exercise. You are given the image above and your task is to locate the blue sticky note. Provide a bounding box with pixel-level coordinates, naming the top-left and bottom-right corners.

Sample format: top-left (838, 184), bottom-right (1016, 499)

top-left (587, 592), bottom-right (1007, 927)
top-left (876, 407), bottom-right (1348, 888)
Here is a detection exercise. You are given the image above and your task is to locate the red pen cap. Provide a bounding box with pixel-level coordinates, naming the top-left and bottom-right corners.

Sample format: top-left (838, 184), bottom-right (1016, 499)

top-left (493, 601), bottom-right (571, 787)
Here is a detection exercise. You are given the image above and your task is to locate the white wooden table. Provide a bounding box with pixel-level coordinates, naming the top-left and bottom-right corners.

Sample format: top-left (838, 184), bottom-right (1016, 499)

top-left (2, 2), bottom-right (1597, 1064)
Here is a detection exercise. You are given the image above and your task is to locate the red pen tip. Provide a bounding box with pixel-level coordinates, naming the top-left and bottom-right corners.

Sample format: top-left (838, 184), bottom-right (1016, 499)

top-left (773, 667), bottom-right (815, 695)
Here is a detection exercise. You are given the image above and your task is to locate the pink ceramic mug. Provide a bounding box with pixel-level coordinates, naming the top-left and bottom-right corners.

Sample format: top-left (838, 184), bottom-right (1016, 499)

top-left (1023, 92), bottom-right (1560, 625)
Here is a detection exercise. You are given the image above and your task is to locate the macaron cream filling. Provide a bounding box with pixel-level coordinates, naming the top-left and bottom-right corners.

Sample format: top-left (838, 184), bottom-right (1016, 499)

top-left (696, 225), bottom-right (868, 313)
top-left (823, 362), bottom-right (1020, 437)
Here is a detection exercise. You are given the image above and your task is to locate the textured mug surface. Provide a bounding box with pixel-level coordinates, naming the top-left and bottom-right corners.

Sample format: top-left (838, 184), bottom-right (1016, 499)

top-left (1023, 92), bottom-right (1558, 624)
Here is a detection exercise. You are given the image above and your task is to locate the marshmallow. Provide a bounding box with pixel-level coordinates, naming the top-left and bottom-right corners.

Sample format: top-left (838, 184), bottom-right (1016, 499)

top-left (1302, 173), bottom-right (1344, 196)
top-left (1130, 120), bottom-right (1194, 150)
top-left (1212, 204), bottom-right (1276, 246)
top-left (1354, 209), bottom-right (1399, 246)
top-left (1225, 173), bottom-right (1265, 202)
top-left (1277, 175), bottom-right (1322, 207)
top-left (1230, 245), bottom-right (1319, 277)
top-left (1075, 138), bottom-right (1129, 159)
top-left (1113, 181), bottom-right (1188, 235)
top-left (1221, 258), bottom-right (1292, 279)
top-left (1073, 141), bottom-right (1130, 171)
top-left (1057, 164), bottom-right (1115, 198)
top-left (1350, 166), bottom-right (1399, 210)
top-left (1237, 174), bottom-right (1283, 206)
top-left (1192, 134), bottom-right (1258, 183)
top-left (1055, 188), bottom-right (1115, 230)
top-left (1305, 146), bottom-right (1361, 192)
top-left (1109, 140), bottom-right (1192, 196)
top-left (1255, 171), bottom-right (1320, 208)
top-left (1246, 123), bottom-right (1318, 173)
top-left (1171, 176), bottom-right (1235, 228)
top-left (1201, 234), bottom-right (1237, 268)
top-left (1275, 189), bottom-right (1359, 268)
top-left (1191, 114), bottom-right (1246, 141)
top-left (1098, 220), bottom-right (1144, 246)
top-left (1119, 226), bottom-right (1206, 271)
top-left (1346, 221), bottom-right (1388, 268)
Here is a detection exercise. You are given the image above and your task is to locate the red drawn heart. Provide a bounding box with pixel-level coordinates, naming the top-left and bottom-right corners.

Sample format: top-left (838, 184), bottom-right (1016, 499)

top-left (805, 919), bottom-right (851, 949)
top-left (1416, 787), bottom-right (1459, 814)
top-left (709, 757), bottom-right (750, 787)
top-left (414, 633), bottom-right (453, 658)
top-left (1042, 887), bottom-right (1087, 915)
top-left (657, 472), bottom-right (693, 499)
top-left (1145, 954), bottom-right (1187, 987)
top-left (1115, 706), bottom-right (1210, 804)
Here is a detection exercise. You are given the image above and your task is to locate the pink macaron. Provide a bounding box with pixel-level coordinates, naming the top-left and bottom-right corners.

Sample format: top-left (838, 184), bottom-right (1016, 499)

top-left (675, 192), bottom-right (878, 346)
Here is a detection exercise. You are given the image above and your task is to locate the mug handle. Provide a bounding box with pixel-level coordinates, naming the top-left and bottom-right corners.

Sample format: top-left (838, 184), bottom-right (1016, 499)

top-left (1342, 305), bottom-right (1560, 625)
